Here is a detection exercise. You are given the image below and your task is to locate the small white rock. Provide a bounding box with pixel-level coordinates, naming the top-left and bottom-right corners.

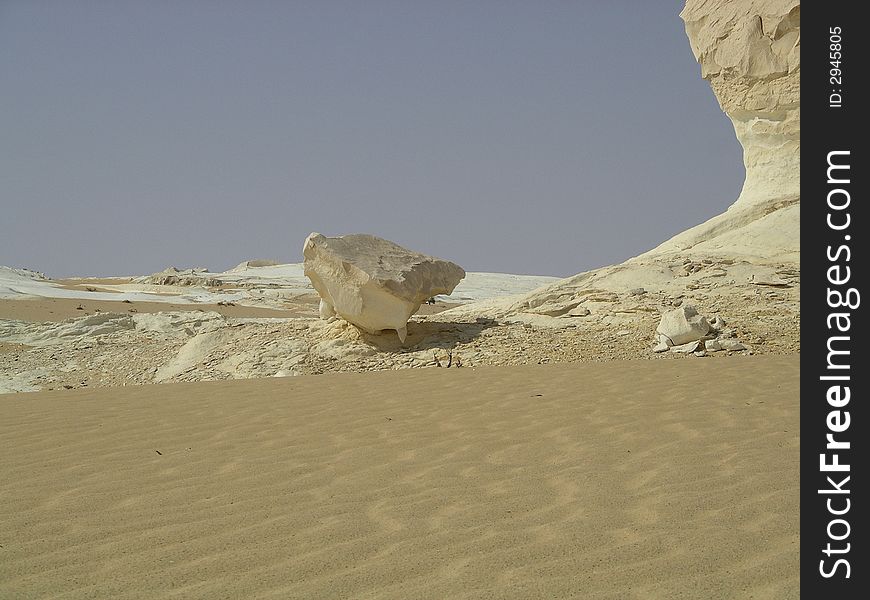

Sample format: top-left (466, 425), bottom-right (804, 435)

top-left (656, 305), bottom-right (710, 346)
top-left (653, 341), bottom-right (670, 353)
top-left (719, 339), bottom-right (747, 351)
top-left (565, 306), bottom-right (591, 317)
top-left (704, 339), bottom-right (723, 351)
top-left (670, 340), bottom-right (701, 353)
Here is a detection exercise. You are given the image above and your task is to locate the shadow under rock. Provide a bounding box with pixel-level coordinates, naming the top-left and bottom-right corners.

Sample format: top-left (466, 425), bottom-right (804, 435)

top-left (355, 317), bottom-right (499, 354)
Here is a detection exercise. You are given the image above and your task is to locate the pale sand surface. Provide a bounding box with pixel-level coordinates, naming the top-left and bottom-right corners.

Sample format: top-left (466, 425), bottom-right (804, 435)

top-left (0, 297), bottom-right (306, 322)
top-left (0, 296), bottom-right (458, 323)
top-left (0, 356), bottom-right (799, 599)
top-left (55, 277), bottom-right (135, 292)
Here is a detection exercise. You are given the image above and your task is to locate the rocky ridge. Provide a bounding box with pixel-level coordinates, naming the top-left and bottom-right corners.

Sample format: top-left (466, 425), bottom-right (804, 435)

top-left (1, 291), bottom-right (797, 393)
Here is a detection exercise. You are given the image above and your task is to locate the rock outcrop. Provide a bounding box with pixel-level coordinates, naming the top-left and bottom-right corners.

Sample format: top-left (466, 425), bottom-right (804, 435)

top-left (643, 0), bottom-right (800, 261)
top-left (656, 305), bottom-right (710, 347)
top-left (134, 266), bottom-right (222, 287)
top-left (303, 233), bottom-right (465, 342)
top-left (684, 0), bottom-right (799, 207)
top-left (0, 267), bottom-right (50, 299)
top-left (653, 305), bottom-right (750, 355)
top-left (438, 0), bottom-right (800, 355)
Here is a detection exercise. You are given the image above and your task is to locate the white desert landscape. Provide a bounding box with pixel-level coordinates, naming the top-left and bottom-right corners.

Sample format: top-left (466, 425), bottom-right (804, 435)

top-left (1, 1), bottom-right (800, 598)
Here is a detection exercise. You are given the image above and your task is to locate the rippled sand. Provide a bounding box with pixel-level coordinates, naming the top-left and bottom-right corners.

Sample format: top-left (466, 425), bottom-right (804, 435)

top-left (0, 355), bottom-right (799, 599)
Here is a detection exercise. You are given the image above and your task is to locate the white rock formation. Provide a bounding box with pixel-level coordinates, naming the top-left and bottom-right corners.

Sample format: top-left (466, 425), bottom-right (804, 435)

top-left (135, 266), bottom-right (222, 287)
top-left (154, 329), bottom-right (228, 382)
top-left (687, 0), bottom-right (799, 205)
top-left (642, 0), bottom-right (800, 262)
top-left (303, 233), bottom-right (465, 342)
top-left (0, 311), bottom-right (226, 348)
top-left (440, 0), bottom-right (800, 348)
top-left (717, 339), bottom-right (747, 352)
top-left (705, 339), bottom-right (723, 352)
top-left (0, 313), bottom-right (135, 346)
top-left (656, 305), bottom-right (710, 347)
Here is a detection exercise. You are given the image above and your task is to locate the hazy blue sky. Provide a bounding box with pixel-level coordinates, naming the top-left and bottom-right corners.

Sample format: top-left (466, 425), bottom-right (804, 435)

top-left (1, 1), bottom-right (743, 278)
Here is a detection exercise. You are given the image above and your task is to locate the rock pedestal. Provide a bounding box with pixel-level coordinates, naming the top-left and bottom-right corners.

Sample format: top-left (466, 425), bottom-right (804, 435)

top-left (302, 233), bottom-right (465, 342)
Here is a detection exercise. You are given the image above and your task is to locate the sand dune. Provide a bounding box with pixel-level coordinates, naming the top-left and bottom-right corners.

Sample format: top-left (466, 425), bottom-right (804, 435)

top-left (0, 356), bottom-right (799, 599)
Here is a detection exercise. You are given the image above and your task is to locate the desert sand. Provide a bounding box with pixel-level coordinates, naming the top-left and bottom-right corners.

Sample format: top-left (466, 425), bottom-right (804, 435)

top-left (0, 355), bottom-right (798, 599)
top-left (0, 295), bottom-right (458, 324)
top-left (0, 296), bottom-right (310, 323)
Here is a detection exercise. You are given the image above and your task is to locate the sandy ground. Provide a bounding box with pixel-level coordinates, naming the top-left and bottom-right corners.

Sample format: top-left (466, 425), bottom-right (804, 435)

top-left (0, 296), bottom-right (458, 323)
top-left (55, 277), bottom-right (135, 292)
top-left (0, 355), bottom-right (799, 599)
top-left (0, 297), bottom-right (307, 322)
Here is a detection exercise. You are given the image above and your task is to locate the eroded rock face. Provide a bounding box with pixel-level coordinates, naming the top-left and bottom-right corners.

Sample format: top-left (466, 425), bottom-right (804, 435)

top-left (682, 0), bottom-right (799, 209)
top-left (302, 233), bottom-right (465, 342)
top-left (641, 0), bottom-right (800, 261)
top-left (438, 0), bottom-right (800, 354)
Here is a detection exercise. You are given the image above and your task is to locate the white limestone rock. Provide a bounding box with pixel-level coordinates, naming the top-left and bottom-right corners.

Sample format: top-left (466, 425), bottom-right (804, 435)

top-left (132, 311), bottom-right (226, 336)
top-left (671, 340), bottom-right (702, 354)
top-left (527, 297), bottom-right (583, 317)
top-left (154, 329), bottom-right (228, 382)
top-left (443, 0), bottom-right (800, 350)
top-left (683, 0), bottom-right (799, 209)
top-left (302, 233), bottom-right (465, 342)
top-left (709, 315), bottom-right (727, 331)
top-left (705, 339), bottom-right (724, 352)
top-left (564, 305), bottom-right (591, 318)
top-left (652, 339), bottom-right (671, 353)
top-left (719, 339), bottom-right (747, 352)
top-left (0, 313), bottom-right (139, 347)
top-left (319, 299), bottom-right (336, 319)
top-left (335, 0), bottom-right (800, 362)
top-left (642, 0), bottom-right (800, 262)
top-left (135, 266), bottom-right (222, 287)
top-left (656, 305), bottom-right (710, 347)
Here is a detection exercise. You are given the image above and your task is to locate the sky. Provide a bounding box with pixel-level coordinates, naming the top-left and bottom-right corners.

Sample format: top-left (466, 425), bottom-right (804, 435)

top-left (0, 1), bottom-right (744, 278)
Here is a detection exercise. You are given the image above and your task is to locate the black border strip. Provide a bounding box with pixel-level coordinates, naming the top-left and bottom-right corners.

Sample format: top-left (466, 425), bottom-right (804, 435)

top-left (802, 2), bottom-right (866, 595)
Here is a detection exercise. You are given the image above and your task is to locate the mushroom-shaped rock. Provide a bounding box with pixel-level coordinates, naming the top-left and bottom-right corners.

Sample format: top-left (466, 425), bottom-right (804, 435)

top-left (302, 233), bottom-right (465, 342)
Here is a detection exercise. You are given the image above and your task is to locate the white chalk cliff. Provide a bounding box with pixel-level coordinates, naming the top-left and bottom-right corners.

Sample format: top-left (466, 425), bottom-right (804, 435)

top-left (643, 0), bottom-right (800, 262)
top-left (443, 0), bottom-right (800, 327)
top-left (303, 233), bottom-right (465, 342)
